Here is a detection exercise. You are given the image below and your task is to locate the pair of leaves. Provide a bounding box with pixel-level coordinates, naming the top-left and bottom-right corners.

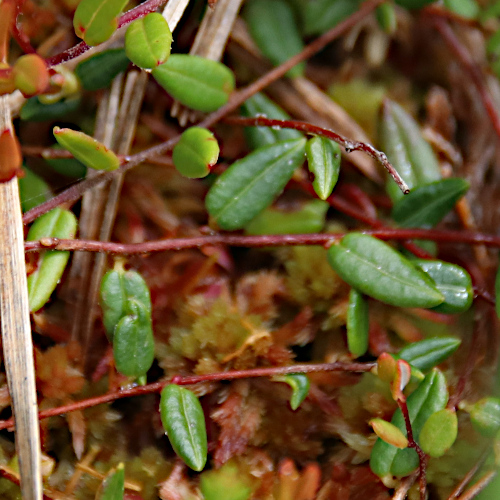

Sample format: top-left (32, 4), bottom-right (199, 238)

top-left (160, 384), bottom-right (207, 471)
top-left (27, 208), bottom-right (78, 312)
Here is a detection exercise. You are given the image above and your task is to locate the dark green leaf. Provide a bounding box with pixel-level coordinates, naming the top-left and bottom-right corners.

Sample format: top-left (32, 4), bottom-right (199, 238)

top-left (302, 0), bottom-right (360, 36)
top-left (327, 233), bottom-right (444, 308)
top-left (96, 463), bottom-right (124, 500)
top-left (241, 93), bottom-right (302, 149)
top-left (244, 0), bottom-right (305, 78)
top-left (75, 49), bottom-right (130, 91)
top-left (370, 369), bottom-right (448, 477)
top-left (20, 96), bottom-right (81, 122)
top-left (113, 298), bottom-right (155, 378)
top-left (413, 259), bottom-right (473, 314)
top-left (244, 199), bottom-right (328, 235)
top-left (397, 337), bottom-right (461, 372)
top-left (206, 138), bottom-right (306, 230)
top-left (346, 288), bottom-right (369, 358)
top-left (305, 136), bottom-right (341, 200)
top-left (469, 397), bottom-right (500, 437)
top-left (160, 384), bottom-right (208, 471)
top-left (152, 55), bottom-right (234, 113)
top-left (419, 409), bottom-right (458, 457)
top-left (392, 178), bottom-right (469, 228)
top-left (44, 147), bottom-right (87, 178)
top-left (27, 208), bottom-right (78, 312)
top-left (18, 167), bottom-right (50, 212)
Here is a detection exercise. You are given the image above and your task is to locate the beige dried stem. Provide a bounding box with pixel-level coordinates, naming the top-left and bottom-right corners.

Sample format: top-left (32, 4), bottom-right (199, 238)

top-left (0, 95), bottom-right (42, 499)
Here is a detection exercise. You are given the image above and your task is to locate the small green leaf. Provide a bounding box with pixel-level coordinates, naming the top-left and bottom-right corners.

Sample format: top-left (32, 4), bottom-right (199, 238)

top-left (73, 0), bottom-right (128, 46)
top-left (274, 374), bottom-right (310, 410)
top-left (96, 463), bottom-right (124, 500)
top-left (160, 384), bottom-right (208, 471)
top-left (172, 127), bottom-right (219, 179)
top-left (113, 298), bottom-right (155, 378)
top-left (20, 96), bottom-right (81, 122)
top-left (27, 208), bottom-right (78, 312)
top-left (397, 337), bottom-right (461, 372)
top-left (305, 136), bottom-right (341, 200)
top-left (206, 138), bottom-right (306, 230)
top-left (419, 409), bottom-right (458, 457)
top-left (53, 127), bottom-right (120, 172)
top-left (380, 99), bottom-right (441, 202)
top-left (244, 199), bottom-right (328, 235)
top-left (346, 288), bottom-right (369, 358)
top-left (327, 233), bottom-right (444, 308)
top-left (241, 93), bottom-right (302, 149)
top-left (152, 55), bottom-right (235, 113)
top-left (125, 13), bottom-right (172, 69)
top-left (200, 462), bottom-right (254, 500)
top-left (413, 259), bottom-right (473, 314)
top-left (75, 49), bottom-right (130, 91)
top-left (18, 167), bottom-right (50, 212)
top-left (302, 0), bottom-right (360, 36)
top-left (376, 3), bottom-right (397, 34)
top-left (370, 418), bottom-right (409, 449)
top-left (370, 369), bottom-right (448, 478)
top-left (444, 0), bottom-right (480, 18)
top-left (244, 0), bottom-right (305, 78)
top-left (469, 397), bottom-right (500, 437)
top-left (392, 178), bottom-right (469, 228)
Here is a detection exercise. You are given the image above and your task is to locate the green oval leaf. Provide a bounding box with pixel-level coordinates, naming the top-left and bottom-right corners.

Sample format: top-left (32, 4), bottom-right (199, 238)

top-left (244, 0), bottom-right (305, 78)
top-left (392, 178), bottom-right (469, 228)
top-left (206, 138), bottom-right (306, 230)
top-left (125, 13), bottom-right (172, 69)
top-left (444, 0), bottom-right (479, 18)
top-left (419, 408), bottom-right (458, 457)
top-left (20, 96), bottom-right (81, 122)
top-left (469, 397), bottom-right (500, 437)
top-left (53, 127), bottom-right (120, 172)
top-left (73, 0), bottom-right (128, 46)
top-left (305, 136), bottom-right (341, 201)
top-left (241, 93), bottom-right (303, 149)
top-left (397, 337), bottom-right (461, 372)
top-left (172, 127), bottom-right (219, 179)
top-left (27, 208), bottom-right (78, 312)
top-left (75, 48), bottom-right (130, 91)
top-left (113, 298), bottom-right (155, 378)
top-left (327, 233), bottom-right (444, 308)
top-left (18, 167), bottom-right (50, 212)
top-left (380, 99), bottom-right (441, 202)
top-left (302, 0), bottom-right (359, 36)
top-left (97, 463), bottom-right (124, 500)
top-left (376, 3), bottom-right (397, 34)
top-left (244, 199), bottom-right (328, 235)
top-left (370, 369), bottom-right (448, 478)
top-left (152, 55), bottom-right (235, 113)
top-left (274, 373), bottom-right (310, 410)
top-left (346, 288), bottom-right (369, 358)
top-left (412, 259), bottom-right (473, 314)
top-left (160, 384), bottom-right (208, 471)
top-left (200, 462), bottom-right (254, 500)
top-left (370, 418), bottom-right (409, 449)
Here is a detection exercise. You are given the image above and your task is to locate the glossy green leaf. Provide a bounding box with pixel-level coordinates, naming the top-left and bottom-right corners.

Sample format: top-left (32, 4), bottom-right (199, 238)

top-left (413, 259), bottom-right (473, 314)
top-left (346, 288), bottom-right (369, 358)
top-left (376, 3), bottom-right (397, 34)
top-left (244, 0), bottom-right (304, 78)
top-left (18, 167), bottom-right (50, 212)
top-left (27, 208), bottom-right (78, 312)
top-left (172, 127), bottom-right (219, 179)
top-left (370, 369), bottom-right (448, 478)
top-left (392, 178), bottom-right (469, 228)
top-left (380, 99), bottom-right (441, 202)
top-left (241, 93), bottom-right (302, 149)
top-left (53, 127), bottom-right (120, 172)
top-left (419, 409), bottom-right (458, 457)
top-left (305, 136), bottom-right (341, 200)
top-left (444, 0), bottom-right (480, 18)
top-left (397, 337), bottom-right (461, 372)
top-left (113, 298), bottom-right (155, 378)
top-left (160, 384), bottom-right (208, 471)
top-left (73, 0), bottom-right (128, 46)
top-left (274, 374), bottom-right (310, 410)
top-left (152, 55), bottom-right (235, 113)
top-left (244, 199), bottom-right (328, 235)
top-left (201, 462), bottom-right (253, 500)
top-left (75, 49), bottom-right (130, 91)
top-left (206, 138), bottom-right (306, 230)
top-left (370, 418), bottom-right (408, 449)
top-left (302, 0), bottom-right (360, 36)
top-left (20, 96), bottom-right (81, 122)
top-left (125, 13), bottom-right (172, 69)
top-left (97, 463), bottom-right (124, 500)
top-left (469, 397), bottom-right (500, 437)
top-left (100, 265), bottom-right (152, 341)
top-left (327, 233), bottom-right (444, 308)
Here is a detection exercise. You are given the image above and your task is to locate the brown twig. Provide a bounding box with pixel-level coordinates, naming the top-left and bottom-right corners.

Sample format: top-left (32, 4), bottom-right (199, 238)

top-left (456, 470), bottom-right (497, 500)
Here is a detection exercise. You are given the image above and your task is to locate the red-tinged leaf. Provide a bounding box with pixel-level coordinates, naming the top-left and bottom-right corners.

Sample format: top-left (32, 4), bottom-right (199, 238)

top-left (0, 0), bottom-right (15, 62)
top-left (376, 352), bottom-right (397, 383)
top-left (13, 54), bottom-right (49, 97)
top-left (0, 128), bottom-right (22, 182)
top-left (392, 359), bottom-right (411, 402)
top-left (370, 418), bottom-right (409, 449)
